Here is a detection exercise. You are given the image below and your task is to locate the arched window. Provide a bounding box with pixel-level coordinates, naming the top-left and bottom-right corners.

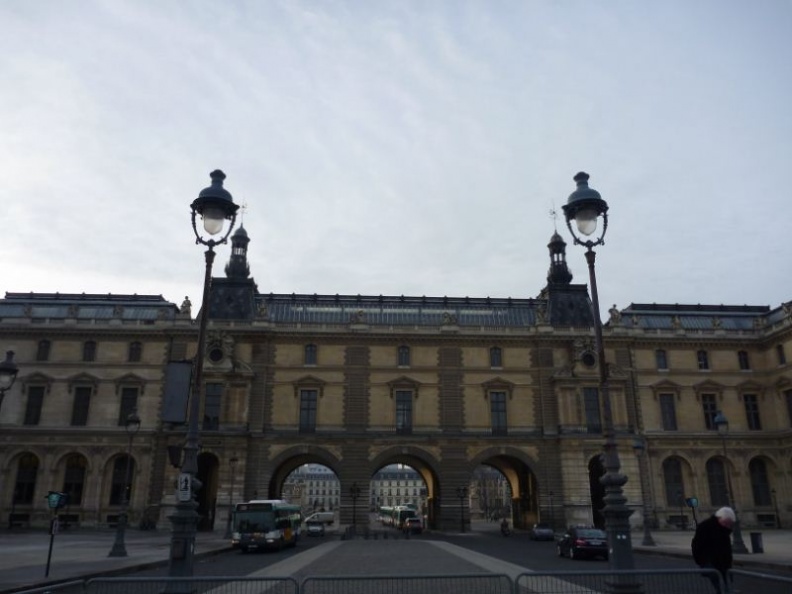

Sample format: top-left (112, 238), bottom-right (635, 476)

top-left (304, 344), bottom-right (317, 365)
top-left (36, 340), bottom-right (51, 362)
top-left (662, 457), bottom-right (685, 507)
top-left (14, 453), bottom-right (39, 504)
top-left (706, 458), bottom-right (729, 507)
top-left (489, 346), bottom-right (503, 368)
top-left (397, 345), bottom-right (411, 367)
top-left (63, 454), bottom-right (87, 505)
top-left (749, 458), bottom-right (772, 506)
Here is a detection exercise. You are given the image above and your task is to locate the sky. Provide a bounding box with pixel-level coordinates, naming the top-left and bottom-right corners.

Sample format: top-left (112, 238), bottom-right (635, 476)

top-left (2, 0), bottom-right (790, 318)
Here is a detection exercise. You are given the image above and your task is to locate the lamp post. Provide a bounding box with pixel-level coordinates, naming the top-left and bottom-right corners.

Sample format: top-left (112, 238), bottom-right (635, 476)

top-left (108, 410), bottom-right (141, 557)
top-left (676, 490), bottom-right (685, 530)
top-left (350, 482), bottom-right (361, 534)
top-left (632, 437), bottom-right (656, 546)
top-left (713, 410), bottom-right (749, 553)
top-left (223, 456), bottom-right (239, 539)
top-left (456, 486), bottom-right (467, 533)
top-left (548, 490), bottom-right (555, 531)
top-left (563, 172), bottom-right (639, 589)
top-left (168, 170), bottom-right (239, 583)
top-left (0, 350), bottom-right (19, 411)
top-left (771, 489), bottom-right (781, 528)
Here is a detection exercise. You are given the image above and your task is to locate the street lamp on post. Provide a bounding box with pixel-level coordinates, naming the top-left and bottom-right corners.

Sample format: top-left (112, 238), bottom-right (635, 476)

top-left (563, 172), bottom-right (640, 590)
top-left (109, 410), bottom-right (141, 557)
top-left (456, 486), bottom-right (467, 533)
top-left (632, 437), bottom-right (656, 546)
top-left (350, 483), bottom-right (361, 534)
top-left (168, 170), bottom-right (239, 583)
top-left (0, 350), bottom-right (19, 411)
top-left (713, 410), bottom-right (749, 553)
top-left (223, 457), bottom-right (239, 539)
top-left (772, 489), bottom-right (781, 529)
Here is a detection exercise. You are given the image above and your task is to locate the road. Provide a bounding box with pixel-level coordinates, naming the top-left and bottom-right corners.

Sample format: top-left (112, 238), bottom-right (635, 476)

top-left (101, 524), bottom-right (791, 594)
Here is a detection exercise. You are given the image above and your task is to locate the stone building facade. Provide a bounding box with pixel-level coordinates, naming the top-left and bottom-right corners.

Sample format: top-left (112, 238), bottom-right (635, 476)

top-left (0, 227), bottom-right (790, 533)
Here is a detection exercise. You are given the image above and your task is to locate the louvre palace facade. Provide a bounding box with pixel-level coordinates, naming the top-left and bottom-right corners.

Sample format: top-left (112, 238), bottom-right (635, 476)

top-left (0, 225), bottom-right (790, 534)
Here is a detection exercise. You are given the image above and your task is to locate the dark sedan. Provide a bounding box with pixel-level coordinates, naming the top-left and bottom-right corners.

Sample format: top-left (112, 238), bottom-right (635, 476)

top-left (529, 522), bottom-right (555, 541)
top-left (557, 527), bottom-right (609, 560)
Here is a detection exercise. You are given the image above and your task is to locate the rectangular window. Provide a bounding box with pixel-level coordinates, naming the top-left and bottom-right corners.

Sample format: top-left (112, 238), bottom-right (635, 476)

top-left (697, 350), bottom-right (709, 370)
top-left (395, 390), bottom-right (413, 434)
top-left (299, 389), bottom-right (318, 433)
top-left (71, 387), bottom-right (91, 426)
top-left (583, 387), bottom-right (602, 434)
top-left (118, 387), bottom-right (139, 426)
top-left (743, 394), bottom-right (761, 430)
top-left (83, 341), bottom-right (96, 362)
top-left (738, 350), bottom-right (750, 371)
top-left (659, 393), bottom-right (678, 430)
top-left (655, 349), bottom-right (668, 370)
top-left (304, 344), bottom-right (317, 365)
top-left (777, 344), bottom-right (787, 365)
top-left (702, 394), bottom-right (718, 430)
top-left (203, 383), bottom-right (222, 431)
top-left (36, 340), bottom-right (51, 362)
top-left (490, 391), bottom-right (507, 436)
top-left (24, 387), bottom-right (44, 426)
top-left (128, 342), bottom-right (142, 363)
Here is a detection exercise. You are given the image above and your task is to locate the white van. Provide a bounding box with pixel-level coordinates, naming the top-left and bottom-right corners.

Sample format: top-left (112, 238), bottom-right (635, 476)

top-left (304, 511), bottom-right (335, 525)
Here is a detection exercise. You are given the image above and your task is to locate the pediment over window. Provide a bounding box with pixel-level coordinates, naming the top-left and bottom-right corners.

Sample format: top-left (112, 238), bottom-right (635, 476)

top-left (482, 376), bottom-right (515, 399)
top-left (735, 380), bottom-right (764, 394)
top-left (387, 375), bottom-right (421, 399)
top-left (774, 376), bottom-right (791, 391)
top-left (20, 372), bottom-right (55, 394)
top-left (292, 375), bottom-right (326, 398)
top-left (114, 373), bottom-right (147, 395)
top-left (692, 379), bottom-right (724, 393)
top-left (651, 379), bottom-right (682, 391)
top-left (67, 372), bottom-right (100, 393)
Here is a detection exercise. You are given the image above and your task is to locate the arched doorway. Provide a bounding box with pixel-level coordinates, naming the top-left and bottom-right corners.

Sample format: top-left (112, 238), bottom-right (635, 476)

top-left (196, 452), bottom-right (219, 531)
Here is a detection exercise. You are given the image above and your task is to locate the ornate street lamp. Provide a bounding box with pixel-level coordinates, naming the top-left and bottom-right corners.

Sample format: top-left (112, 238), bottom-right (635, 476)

top-left (0, 350), bottom-right (19, 411)
top-left (456, 486), bottom-right (467, 533)
top-left (223, 456), bottom-right (239, 539)
top-left (168, 170), bottom-right (239, 583)
top-left (563, 173), bottom-right (639, 590)
top-left (350, 483), bottom-right (361, 534)
top-left (632, 437), bottom-right (656, 546)
top-left (713, 411), bottom-right (749, 553)
top-left (108, 410), bottom-right (141, 557)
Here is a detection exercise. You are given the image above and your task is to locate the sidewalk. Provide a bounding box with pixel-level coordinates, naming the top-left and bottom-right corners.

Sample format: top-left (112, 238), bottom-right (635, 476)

top-left (0, 526), bottom-right (789, 594)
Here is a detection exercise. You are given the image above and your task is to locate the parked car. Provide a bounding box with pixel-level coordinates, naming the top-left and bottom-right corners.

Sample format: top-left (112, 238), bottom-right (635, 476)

top-left (305, 520), bottom-right (325, 537)
top-left (404, 517), bottom-right (423, 534)
top-left (557, 526), bottom-right (608, 560)
top-left (529, 522), bottom-right (555, 541)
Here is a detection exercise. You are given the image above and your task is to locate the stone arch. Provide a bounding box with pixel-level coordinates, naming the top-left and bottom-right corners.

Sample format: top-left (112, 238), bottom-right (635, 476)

top-left (268, 445), bottom-right (343, 502)
top-left (468, 446), bottom-right (540, 530)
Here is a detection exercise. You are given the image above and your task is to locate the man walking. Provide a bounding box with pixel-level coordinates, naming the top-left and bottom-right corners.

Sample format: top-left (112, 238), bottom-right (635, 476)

top-left (692, 506), bottom-right (736, 593)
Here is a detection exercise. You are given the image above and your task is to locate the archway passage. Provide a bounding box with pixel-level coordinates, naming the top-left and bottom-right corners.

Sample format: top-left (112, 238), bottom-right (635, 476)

top-left (469, 450), bottom-right (540, 531)
top-left (197, 452), bottom-right (219, 531)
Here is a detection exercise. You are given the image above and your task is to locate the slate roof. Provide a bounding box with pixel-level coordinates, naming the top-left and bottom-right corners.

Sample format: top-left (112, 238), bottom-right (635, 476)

top-left (0, 293), bottom-right (179, 321)
top-left (616, 303), bottom-right (774, 331)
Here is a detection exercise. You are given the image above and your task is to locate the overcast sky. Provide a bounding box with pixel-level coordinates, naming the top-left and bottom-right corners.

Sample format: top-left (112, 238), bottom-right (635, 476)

top-left (2, 1), bottom-right (790, 318)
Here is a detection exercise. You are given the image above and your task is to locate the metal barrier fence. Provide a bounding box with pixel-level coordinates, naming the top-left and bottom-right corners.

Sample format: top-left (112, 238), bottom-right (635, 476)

top-left (86, 577), bottom-right (299, 594)
top-left (730, 569), bottom-right (792, 594)
top-left (514, 569), bottom-right (724, 594)
top-left (301, 573), bottom-right (513, 594)
top-left (12, 570), bottom-right (734, 594)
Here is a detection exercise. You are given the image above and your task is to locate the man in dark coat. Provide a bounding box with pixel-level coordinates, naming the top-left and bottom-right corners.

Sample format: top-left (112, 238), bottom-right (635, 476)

top-left (691, 506), bottom-right (736, 593)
